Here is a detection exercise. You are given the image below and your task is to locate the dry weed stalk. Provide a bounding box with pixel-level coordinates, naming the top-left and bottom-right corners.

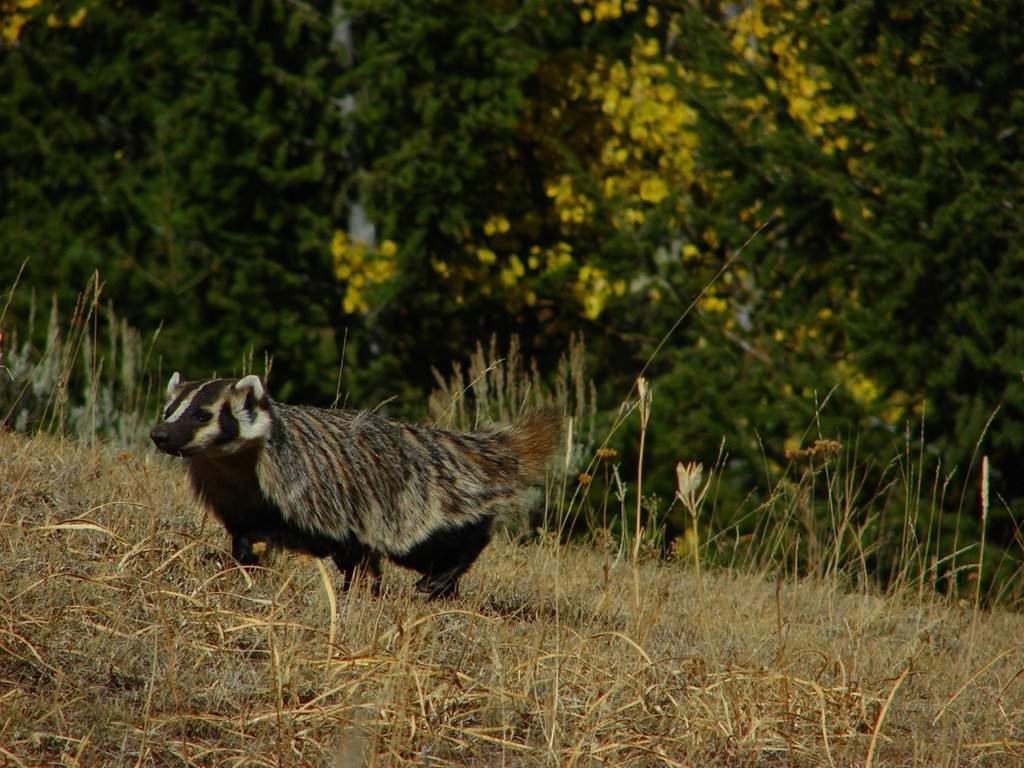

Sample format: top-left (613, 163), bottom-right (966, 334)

top-left (675, 460), bottom-right (710, 640)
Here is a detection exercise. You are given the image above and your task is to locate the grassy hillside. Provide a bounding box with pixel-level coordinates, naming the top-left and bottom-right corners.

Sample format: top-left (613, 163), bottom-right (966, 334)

top-left (1, 429), bottom-right (1022, 767)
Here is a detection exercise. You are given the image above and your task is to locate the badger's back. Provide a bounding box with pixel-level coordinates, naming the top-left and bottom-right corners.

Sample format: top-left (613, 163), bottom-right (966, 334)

top-left (258, 403), bottom-right (560, 556)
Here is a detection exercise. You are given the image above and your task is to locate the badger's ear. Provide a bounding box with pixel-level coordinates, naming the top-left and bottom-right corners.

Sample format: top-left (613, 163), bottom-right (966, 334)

top-left (234, 374), bottom-right (266, 402)
top-left (166, 371), bottom-right (182, 398)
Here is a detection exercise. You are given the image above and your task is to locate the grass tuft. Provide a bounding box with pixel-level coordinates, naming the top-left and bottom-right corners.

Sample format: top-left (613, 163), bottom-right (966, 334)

top-left (0, 274), bottom-right (161, 448)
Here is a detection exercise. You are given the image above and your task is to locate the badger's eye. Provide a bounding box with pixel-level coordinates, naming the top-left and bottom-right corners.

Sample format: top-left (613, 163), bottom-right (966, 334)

top-left (194, 410), bottom-right (213, 424)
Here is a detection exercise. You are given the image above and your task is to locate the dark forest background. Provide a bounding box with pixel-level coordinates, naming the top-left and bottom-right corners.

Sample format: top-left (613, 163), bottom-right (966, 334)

top-left (2, 0), bottom-right (1022, 599)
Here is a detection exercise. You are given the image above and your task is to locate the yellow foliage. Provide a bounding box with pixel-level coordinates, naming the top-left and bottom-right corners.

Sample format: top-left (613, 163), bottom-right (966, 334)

top-left (2, 0), bottom-right (41, 43)
top-left (576, 263), bottom-right (615, 320)
top-left (545, 241), bottom-right (575, 272)
top-left (3, 0), bottom-right (89, 41)
top-left (509, 254), bottom-right (525, 277)
top-left (615, 208), bottom-right (644, 227)
top-left (499, 254), bottom-right (526, 288)
top-left (729, 3), bottom-right (858, 151)
top-left (700, 295), bottom-right (728, 314)
top-left (638, 176), bottom-right (669, 204)
top-left (546, 175), bottom-right (593, 228)
top-left (639, 36), bottom-right (659, 58)
top-left (545, 29), bottom-right (699, 246)
top-left (834, 360), bottom-right (881, 406)
top-left (2, 15), bottom-right (26, 43)
top-left (483, 215), bottom-right (510, 236)
top-left (576, 0), bottom-right (639, 23)
top-left (331, 230), bottom-right (398, 315)
top-left (540, 3), bottom-right (858, 324)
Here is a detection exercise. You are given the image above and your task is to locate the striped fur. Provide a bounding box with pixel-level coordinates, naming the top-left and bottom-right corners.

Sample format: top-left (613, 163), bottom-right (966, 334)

top-left (150, 373), bottom-right (561, 598)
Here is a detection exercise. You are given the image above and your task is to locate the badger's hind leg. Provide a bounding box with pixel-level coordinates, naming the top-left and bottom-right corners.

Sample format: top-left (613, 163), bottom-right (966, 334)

top-left (413, 569), bottom-right (461, 600)
top-left (397, 517), bottom-right (494, 600)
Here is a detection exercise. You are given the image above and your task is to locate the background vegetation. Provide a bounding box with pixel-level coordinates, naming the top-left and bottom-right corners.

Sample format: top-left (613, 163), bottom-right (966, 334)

top-left (2, 0), bottom-right (1022, 601)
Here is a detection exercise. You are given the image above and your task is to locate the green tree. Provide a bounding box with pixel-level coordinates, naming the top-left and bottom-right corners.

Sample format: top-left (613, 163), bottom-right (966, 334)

top-left (342, 0), bottom-right (1024, 588)
top-left (566, 0), bottom-right (1023, 584)
top-left (1, 0), bottom-right (348, 399)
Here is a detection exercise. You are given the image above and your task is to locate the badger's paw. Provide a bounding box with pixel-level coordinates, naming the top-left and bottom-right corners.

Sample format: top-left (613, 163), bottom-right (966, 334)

top-left (414, 573), bottom-right (459, 601)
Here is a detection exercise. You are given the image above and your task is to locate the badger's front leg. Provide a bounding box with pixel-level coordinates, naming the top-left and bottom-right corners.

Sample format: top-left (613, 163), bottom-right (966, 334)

top-left (230, 532), bottom-right (263, 566)
top-left (224, 519), bottom-right (275, 567)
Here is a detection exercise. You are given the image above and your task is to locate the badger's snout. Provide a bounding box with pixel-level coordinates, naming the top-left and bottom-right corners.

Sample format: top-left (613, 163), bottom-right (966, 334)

top-left (150, 424), bottom-right (173, 453)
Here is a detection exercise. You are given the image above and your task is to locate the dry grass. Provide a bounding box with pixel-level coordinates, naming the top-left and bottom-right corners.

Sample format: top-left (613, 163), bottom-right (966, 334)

top-left (2, 429), bottom-right (1023, 767)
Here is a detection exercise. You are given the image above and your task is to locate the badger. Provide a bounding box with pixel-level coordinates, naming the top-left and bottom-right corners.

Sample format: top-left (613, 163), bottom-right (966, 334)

top-left (149, 373), bottom-right (561, 598)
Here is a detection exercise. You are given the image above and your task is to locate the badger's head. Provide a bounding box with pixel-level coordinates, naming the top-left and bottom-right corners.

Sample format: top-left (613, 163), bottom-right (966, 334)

top-left (150, 373), bottom-right (272, 457)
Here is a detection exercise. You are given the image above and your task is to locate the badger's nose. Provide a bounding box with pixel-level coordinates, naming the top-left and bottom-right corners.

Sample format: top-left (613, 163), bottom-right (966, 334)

top-left (150, 424), bottom-right (170, 450)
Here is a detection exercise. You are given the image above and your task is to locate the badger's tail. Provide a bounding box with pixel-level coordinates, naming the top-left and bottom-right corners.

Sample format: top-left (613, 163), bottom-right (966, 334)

top-left (505, 407), bottom-right (563, 483)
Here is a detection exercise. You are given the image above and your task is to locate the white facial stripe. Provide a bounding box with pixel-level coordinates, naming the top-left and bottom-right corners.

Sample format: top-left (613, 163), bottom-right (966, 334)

top-left (163, 380), bottom-right (220, 424)
top-left (164, 389), bottom-right (198, 423)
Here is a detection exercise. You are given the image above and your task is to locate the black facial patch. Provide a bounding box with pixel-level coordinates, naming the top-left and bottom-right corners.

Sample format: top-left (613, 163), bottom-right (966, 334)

top-left (189, 379), bottom-right (234, 409)
top-left (214, 402), bottom-right (240, 445)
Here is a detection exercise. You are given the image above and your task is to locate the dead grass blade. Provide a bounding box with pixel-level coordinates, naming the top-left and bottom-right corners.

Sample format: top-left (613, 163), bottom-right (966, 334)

top-left (932, 647), bottom-right (1015, 725)
top-left (32, 517), bottom-right (128, 545)
top-left (864, 666), bottom-right (909, 768)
